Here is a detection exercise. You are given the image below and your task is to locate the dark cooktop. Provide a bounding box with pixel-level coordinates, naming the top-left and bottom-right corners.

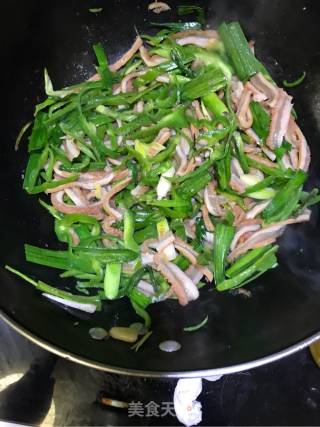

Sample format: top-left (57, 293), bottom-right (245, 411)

top-left (1, 319), bottom-right (320, 426)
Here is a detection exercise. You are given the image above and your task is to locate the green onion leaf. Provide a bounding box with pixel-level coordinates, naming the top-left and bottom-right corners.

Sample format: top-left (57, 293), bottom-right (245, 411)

top-left (283, 71), bottom-right (306, 88)
top-left (93, 43), bottom-right (113, 88)
top-left (15, 121), bottom-right (32, 151)
top-left (184, 315), bottom-right (208, 332)
top-left (150, 22), bottom-right (202, 31)
top-left (182, 66), bottom-right (227, 101)
top-left (131, 331), bottom-right (153, 352)
top-left (250, 101), bottom-right (270, 141)
top-left (202, 92), bottom-right (228, 117)
top-left (5, 265), bottom-right (101, 308)
top-left (124, 211), bottom-right (139, 252)
top-left (217, 245), bottom-right (278, 291)
top-left (178, 5), bottom-right (205, 27)
top-left (213, 223), bottom-right (235, 285)
top-left (262, 170), bottom-right (307, 223)
top-left (226, 245), bottom-right (273, 278)
top-left (27, 173), bottom-right (79, 195)
top-left (104, 263), bottom-right (122, 299)
top-left (89, 8), bottom-right (103, 13)
top-left (28, 112), bottom-right (48, 152)
top-left (294, 189), bottom-right (320, 216)
top-left (219, 22), bottom-right (269, 81)
top-left (274, 140), bottom-right (292, 160)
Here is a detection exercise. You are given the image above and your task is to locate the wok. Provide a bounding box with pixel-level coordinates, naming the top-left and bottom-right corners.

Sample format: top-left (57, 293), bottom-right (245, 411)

top-left (1, 0), bottom-right (320, 378)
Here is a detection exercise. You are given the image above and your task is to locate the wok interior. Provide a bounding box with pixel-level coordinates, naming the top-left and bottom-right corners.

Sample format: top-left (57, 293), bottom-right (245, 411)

top-left (1, 0), bottom-right (320, 375)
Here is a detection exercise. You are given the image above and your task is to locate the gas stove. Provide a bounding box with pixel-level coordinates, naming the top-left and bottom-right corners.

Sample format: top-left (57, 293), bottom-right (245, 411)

top-left (1, 318), bottom-right (320, 426)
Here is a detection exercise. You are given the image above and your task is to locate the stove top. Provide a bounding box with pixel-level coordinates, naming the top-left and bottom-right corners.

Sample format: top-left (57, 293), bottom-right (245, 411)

top-left (1, 318), bottom-right (320, 426)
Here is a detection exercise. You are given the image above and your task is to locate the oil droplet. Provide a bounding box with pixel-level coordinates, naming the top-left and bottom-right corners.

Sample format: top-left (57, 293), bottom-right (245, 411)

top-left (159, 340), bottom-right (181, 352)
top-left (89, 327), bottom-right (108, 340)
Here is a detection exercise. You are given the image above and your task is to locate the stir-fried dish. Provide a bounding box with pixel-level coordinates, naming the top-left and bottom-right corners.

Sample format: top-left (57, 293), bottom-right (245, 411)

top-left (7, 17), bottom-right (320, 340)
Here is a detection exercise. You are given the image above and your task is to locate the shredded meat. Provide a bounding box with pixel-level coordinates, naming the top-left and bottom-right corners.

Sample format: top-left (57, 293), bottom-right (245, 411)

top-left (62, 138), bottom-right (80, 161)
top-left (102, 216), bottom-right (123, 238)
top-left (64, 187), bottom-right (88, 206)
top-left (176, 144), bottom-right (188, 175)
top-left (47, 167), bottom-right (115, 193)
top-left (204, 182), bottom-right (224, 217)
top-left (131, 185), bottom-right (149, 197)
top-left (148, 128), bottom-right (171, 156)
top-left (250, 72), bottom-right (279, 108)
top-left (183, 158), bottom-right (197, 174)
top-left (185, 265), bottom-right (204, 285)
top-left (51, 191), bottom-right (103, 219)
top-left (139, 45), bottom-right (166, 67)
top-left (153, 256), bottom-right (189, 305)
top-left (266, 89), bottom-right (293, 149)
top-left (246, 81), bottom-right (267, 103)
top-left (134, 100), bottom-right (144, 114)
top-left (286, 117), bottom-right (311, 171)
top-left (172, 30), bottom-right (219, 48)
top-left (192, 100), bottom-right (205, 120)
top-left (110, 36), bottom-right (143, 72)
top-left (230, 224), bottom-right (261, 251)
top-left (236, 83), bottom-right (253, 129)
top-left (174, 237), bottom-right (199, 264)
top-left (120, 71), bottom-right (144, 93)
top-left (231, 77), bottom-right (244, 109)
top-left (245, 128), bottom-right (262, 145)
top-left (229, 174), bottom-right (246, 194)
top-left (246, 153), bottom-right (277, 168)
top-left (102, 177), bottom-right (132, 219)
top-left (148, 1), bottom-right (171, 13)
top-left (228, 212), bottom-right (311, 261)
top-left (201, 205), bottom-right (215, 232)
top-left (184, 220), bottom-right (196, 239)
top-left (233, 205), bottom-right (246, 225)
top-left (245, 201), bottom-right (270, 219)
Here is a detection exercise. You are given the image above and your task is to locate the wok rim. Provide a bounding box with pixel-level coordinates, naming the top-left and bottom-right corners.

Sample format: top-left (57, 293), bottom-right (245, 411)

top-left (1, 309), bottom-right (319, 378)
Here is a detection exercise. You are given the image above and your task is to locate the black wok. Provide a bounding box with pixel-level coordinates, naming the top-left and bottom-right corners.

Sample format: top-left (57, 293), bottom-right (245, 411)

top-left (1, 0), bottom-right (320, 377)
